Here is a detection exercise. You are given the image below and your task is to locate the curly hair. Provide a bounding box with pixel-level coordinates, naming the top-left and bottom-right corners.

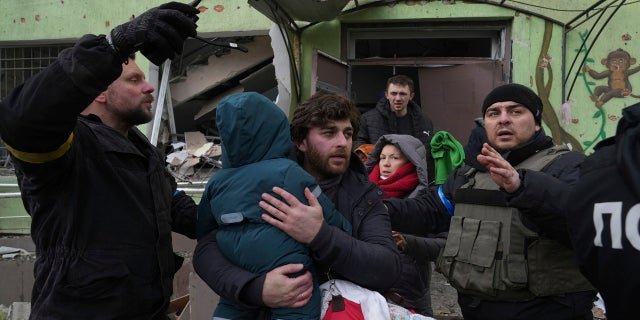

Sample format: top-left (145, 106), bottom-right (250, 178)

top-left (290, 91), bottom-right (360, 144)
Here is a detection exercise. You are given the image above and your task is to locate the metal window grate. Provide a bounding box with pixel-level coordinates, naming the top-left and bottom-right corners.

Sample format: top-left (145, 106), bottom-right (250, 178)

top-left (0, 44), bottom-right (72, 100)
top-left (0, 44), bottom-right (72, 171)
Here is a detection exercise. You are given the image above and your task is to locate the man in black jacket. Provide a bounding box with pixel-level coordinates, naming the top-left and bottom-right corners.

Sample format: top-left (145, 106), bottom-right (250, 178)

top-left (385, 83), bottom-right (595, 319)
top-left (193, 92), bottom-right (402, 317)
top-left (354, 75), bottom-right (435, 182)
top-left (567, 102), bottom-right (640, 320)
top-left (0, 3), bottom-right (199, 319)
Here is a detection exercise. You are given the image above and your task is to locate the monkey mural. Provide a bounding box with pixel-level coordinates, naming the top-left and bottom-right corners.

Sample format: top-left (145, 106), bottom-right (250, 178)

top-left (583, 48), bottom-right (640, 108)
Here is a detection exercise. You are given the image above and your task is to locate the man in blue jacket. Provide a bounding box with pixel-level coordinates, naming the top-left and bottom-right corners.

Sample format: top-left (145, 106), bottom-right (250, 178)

top-left (193, 92), bottom-right (402, 316)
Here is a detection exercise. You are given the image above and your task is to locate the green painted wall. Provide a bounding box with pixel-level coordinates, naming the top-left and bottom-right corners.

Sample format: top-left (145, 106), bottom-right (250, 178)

top-left (0, 176), bottom-right (29, 234)
top-left (0, 1), bottom-right (270, 40)
top-left (7, 0), bottom-right (635, 152)
top-left (0, 0), bottom-right (271, 82)
top-left (2, 1), bottom-right (640, 233)
top-left (299, 1), bottom-right (640, 153)
top-left (563, 5), bottom-right (640, 153)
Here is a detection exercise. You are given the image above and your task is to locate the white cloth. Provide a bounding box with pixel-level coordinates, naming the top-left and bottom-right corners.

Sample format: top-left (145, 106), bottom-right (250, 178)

top-left (319, 280), bottom-right (436, 320)
top-left (320, 279), bottom-right (390, 320)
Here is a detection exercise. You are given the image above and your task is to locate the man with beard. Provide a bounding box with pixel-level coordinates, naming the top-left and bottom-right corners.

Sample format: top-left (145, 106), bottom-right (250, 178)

top-left (193, 92), bottom-right (402, 317)
top-left (386, 83), bottom-right (595, 319)
top-left (0, 3), bottom-right (200, 319)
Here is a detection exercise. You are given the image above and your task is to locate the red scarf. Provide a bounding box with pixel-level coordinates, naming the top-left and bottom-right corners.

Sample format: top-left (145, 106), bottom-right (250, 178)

top-left (368, 162), bottom-right (419, 199)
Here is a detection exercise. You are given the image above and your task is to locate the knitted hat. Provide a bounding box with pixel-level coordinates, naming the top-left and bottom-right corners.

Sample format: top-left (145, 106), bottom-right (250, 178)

top-left (481, 83), bottom-right (543, 124)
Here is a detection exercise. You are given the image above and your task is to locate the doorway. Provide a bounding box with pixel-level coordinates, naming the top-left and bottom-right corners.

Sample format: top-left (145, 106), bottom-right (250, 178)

top-left (342, 22), bottom-right (511, 145)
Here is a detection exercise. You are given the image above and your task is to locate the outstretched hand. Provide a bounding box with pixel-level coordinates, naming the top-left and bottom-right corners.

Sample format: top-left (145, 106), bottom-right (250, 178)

top-left (260, 187), bottom-right (324, 245)
top-left (476, 143), bottom-right (521, 193)
top-left (110, 2), bottom-right (199, 65)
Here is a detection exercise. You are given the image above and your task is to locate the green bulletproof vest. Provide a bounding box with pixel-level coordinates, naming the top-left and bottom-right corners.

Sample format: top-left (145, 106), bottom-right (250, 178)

top-left (435, 145), bottom-right (593, 302)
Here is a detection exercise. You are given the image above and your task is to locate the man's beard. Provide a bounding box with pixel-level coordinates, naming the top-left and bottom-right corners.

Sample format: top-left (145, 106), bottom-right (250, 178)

top-left (122, 106), bottom-right (153, 126)
top-left (304, 144), bottom-right (350, 181)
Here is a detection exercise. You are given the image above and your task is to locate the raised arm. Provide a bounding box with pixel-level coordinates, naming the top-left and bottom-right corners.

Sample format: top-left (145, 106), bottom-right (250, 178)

top-left (0, 36), bottom-right (122, 155)
top-left (0, 1), bottom-right (198, 159)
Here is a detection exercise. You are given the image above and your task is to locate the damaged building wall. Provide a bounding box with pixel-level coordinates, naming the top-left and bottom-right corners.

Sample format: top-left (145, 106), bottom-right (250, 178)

top-left (0, 1), bottom-right (275, 232)
top-left (0, 1), bottom-right (271, 42)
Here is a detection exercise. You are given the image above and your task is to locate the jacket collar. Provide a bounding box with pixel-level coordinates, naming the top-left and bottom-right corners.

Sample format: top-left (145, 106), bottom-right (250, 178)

top-left (499, 128), bottom-right (554, 167)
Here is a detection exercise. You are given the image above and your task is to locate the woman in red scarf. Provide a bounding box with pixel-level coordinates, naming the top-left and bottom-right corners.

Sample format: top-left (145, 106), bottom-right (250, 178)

top-left (364, 134), bottom-right (437, 316)
top-left (365, 134), bottom-right (429, 200)
top-left (368, 143), bottom-right (419, 199)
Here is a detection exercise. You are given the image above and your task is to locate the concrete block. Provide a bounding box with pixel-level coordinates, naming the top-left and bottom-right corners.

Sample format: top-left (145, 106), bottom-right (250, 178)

top-left (8, 302), bottom-right (30, 320)
top-left (0, 256), bottom-right (34, 306)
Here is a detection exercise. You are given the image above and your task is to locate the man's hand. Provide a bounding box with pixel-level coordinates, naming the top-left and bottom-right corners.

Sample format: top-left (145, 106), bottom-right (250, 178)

top-left (477, 143), bottom-right (521, 193)
top-left (392, 231), bottom-right (407, 251)
top-left (109, 2), bottom-right (199, 65)
top-left (263, 264), bottom-right (313, 308)
top-left (260, 187), bottom-right (324, 244)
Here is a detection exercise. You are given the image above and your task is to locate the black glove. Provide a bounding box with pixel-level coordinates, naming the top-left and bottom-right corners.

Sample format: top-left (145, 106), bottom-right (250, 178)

top-left (109, 2), bottom-right (199, 65)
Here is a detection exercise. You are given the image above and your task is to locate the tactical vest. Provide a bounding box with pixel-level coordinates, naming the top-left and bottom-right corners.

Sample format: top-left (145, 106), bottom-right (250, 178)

top-left (436, 145), bottom-right (593, 301)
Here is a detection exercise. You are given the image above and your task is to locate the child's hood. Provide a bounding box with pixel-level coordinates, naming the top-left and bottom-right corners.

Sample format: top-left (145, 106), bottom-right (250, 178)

top-left (216, 92), bottom-right (291, 168)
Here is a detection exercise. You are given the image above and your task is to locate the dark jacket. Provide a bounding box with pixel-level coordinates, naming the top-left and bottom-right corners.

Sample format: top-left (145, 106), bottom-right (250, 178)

top-left (355, 98), bottom-right (433, 150)
top-left (568, 102), bottom-right (640, 320)
top-left (193, 155), bottom-right (402, 309)
top-left (364, 134), bottom-right (441, 316)
top-left (0, 35), bottom-right (197, 320)
top-left (386, 129), bottom-right (593, 319)
top-left (355, 98), bottom-right (435, 182)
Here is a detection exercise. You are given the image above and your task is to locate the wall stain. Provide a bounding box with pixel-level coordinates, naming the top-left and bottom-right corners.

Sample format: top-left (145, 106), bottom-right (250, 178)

top-left (535, 20), bottom-right (582, 150)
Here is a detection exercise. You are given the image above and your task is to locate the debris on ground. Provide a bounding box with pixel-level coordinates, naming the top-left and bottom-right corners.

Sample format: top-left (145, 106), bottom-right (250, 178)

top-left (0, 247), bottom-right (29, 260)
top-left (165, 131), bottom-right (222, 181)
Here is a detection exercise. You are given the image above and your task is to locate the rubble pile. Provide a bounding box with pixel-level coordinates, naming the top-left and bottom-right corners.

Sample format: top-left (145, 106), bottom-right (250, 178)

top-left (165, 131), bottom-right (222, 181)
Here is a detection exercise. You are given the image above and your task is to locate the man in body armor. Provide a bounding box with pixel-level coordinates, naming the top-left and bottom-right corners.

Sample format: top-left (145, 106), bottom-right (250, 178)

top-left (386, 83), bottom-right (595, 319)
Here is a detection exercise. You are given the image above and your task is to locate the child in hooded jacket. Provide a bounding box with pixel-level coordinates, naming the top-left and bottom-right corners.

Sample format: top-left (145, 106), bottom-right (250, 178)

top-left (197, 92), bottom-right (352, 320)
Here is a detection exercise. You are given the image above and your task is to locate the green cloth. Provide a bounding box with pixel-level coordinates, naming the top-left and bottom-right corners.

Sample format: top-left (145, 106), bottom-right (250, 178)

top-left (430, 131), bottom-right (465, 185)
